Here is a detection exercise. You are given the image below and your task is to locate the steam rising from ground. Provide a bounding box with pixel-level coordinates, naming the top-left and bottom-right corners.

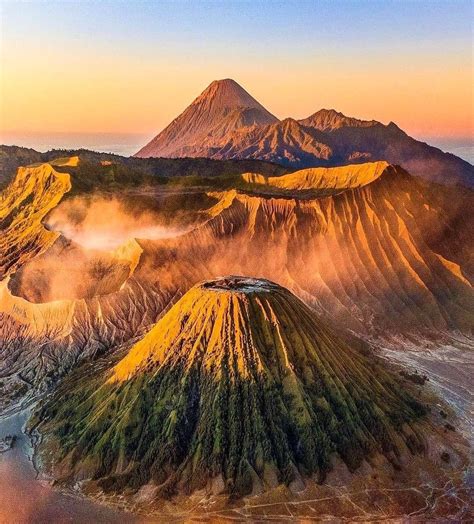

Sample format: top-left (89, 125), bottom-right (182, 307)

top-left (46, 195), bottom-right (189, 250)
top-left (9, 193), bottom-right (195, 302)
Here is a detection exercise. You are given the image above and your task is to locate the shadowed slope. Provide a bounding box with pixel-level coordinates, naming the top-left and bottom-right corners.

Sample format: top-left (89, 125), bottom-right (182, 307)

top-left (35, 277), bottom-right (426, 498)
top-left (306, 119), bottom-right (474, 187)
top-left (208, 118), bottom-right (333, 167)
top-left (0, 145), bottom-right (43, 188)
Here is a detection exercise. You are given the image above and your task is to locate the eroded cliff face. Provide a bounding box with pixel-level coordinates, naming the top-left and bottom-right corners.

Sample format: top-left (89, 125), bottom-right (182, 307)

top-left (0, 160), bottom-right (72, 278)
top-left (0, 159), bottom-right (472, 407)
top-left (134, 164), bottom-right (473, 340)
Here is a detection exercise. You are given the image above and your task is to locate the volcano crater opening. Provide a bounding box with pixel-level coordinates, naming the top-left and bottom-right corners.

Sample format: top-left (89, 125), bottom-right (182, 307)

top-left (201, 275), bottom-right (279, 293)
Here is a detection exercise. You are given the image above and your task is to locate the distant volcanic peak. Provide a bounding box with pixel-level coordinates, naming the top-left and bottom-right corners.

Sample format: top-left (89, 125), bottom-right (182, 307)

top-left (193, 78), bottom-right (276, 116)
top-left (134, 78), bottom-right (278, 158)
top-left (300, 108), bottom-right (379, 131)
top-left (134, 80), bottom-right (473, 186)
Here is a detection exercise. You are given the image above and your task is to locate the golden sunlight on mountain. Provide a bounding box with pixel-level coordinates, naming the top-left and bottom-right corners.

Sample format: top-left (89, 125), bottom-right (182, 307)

top-left (1, 1), bottom-right (472, 521)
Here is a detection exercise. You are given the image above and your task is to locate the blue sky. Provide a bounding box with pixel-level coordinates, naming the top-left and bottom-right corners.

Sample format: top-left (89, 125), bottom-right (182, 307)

top-left (3, 1), bottom-right (472, 55)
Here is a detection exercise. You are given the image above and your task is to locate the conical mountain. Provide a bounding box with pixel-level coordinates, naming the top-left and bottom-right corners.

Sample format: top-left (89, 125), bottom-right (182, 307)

top-left (37, 276), bottom-right (426, 498)
top-left (135, 79), bottom-right (278, 158)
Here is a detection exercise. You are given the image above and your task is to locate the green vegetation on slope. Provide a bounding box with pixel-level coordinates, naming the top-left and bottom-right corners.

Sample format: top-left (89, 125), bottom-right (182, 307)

top-left (0, 145), bottom-right (43, 189)
top-left (35, 277), bottom-right (427, 499)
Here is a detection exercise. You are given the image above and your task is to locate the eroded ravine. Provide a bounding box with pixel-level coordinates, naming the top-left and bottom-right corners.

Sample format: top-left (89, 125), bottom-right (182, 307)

top-left (1, 159), bottom-right (473, 408)
top-left (0, 157), bottom-right (472, 521)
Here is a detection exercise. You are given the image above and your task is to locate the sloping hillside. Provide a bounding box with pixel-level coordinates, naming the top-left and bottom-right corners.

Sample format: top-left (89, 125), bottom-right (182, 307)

top-left (34, 277), bottom-right (427, 498)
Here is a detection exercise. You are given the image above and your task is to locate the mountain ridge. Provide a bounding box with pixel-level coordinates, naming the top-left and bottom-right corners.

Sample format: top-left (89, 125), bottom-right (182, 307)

top-left (299, 108), bottom-right (379, 131)
top-left (135, 79), bottom-right (473, 187)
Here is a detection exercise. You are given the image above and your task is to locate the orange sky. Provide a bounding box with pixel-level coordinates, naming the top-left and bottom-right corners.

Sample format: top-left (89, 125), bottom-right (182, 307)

top-left (1, 1), bottom-right (472, 140)
top-left (2, 56), bottom-right (472, 139)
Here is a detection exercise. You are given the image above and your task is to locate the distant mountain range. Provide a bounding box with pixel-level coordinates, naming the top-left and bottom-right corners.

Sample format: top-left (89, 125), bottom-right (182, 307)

top-left (136, 79), bottom-right (473, 187)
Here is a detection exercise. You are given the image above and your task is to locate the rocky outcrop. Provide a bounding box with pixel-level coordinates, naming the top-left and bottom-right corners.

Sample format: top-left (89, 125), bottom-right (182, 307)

top-left (299, 108), bottom-right (379, 131)
top-left (0, 161), bottom-right (72, 278)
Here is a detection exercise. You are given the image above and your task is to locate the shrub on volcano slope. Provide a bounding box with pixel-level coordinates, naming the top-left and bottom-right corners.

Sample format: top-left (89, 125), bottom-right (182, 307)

top-left (36, 277), bottom-right (427, 498)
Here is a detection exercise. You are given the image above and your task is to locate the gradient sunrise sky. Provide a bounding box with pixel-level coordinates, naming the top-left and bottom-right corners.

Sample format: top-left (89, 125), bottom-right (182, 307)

top-left (0, 0), bottom-right (472, 154)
